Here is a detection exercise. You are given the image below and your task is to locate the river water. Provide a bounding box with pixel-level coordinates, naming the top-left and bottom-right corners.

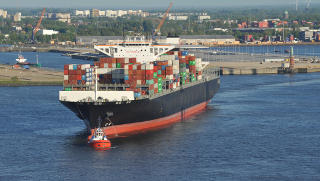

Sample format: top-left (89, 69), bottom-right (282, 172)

top-left (0, 72), bottom-right (319, 180)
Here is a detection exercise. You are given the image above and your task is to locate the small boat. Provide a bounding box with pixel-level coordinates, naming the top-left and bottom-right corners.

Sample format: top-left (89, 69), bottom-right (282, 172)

top-left (15, 54), bottom-right (41, 67)
top-left (88, 127), bottom-right (111, 150)
top-left (16, 54), bottom-right (27, 63)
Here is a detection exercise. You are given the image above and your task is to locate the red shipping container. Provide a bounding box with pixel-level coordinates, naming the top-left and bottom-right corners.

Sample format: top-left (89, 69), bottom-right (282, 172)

top-left (64, 65), bottom-right (69, 70)
top-left (77, 65), bottom-right (81, 69)
top-left (94, 62), bottom-right (100, 67)
top-left (129, 58), bottom-right (136, 64)
top-left (64, 70), bottom-right (68, 75)
top-left (63, 80), bottom-right (68, 85)
top-left (76, 75), bottom-right (82, 80)
top-left (117, 58), bottom-right (125, 64)
top-left (146, 70), bottom-right (153, 75)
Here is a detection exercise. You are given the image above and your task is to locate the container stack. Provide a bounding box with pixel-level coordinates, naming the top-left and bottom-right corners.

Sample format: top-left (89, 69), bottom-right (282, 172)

top-left (63, 50), bottom-right (204, 97)
top-left (64, 64), bottom-right (91, 87)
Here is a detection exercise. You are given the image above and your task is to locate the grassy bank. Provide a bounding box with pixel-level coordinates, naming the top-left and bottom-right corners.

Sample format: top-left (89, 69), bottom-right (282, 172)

top-left (0, 80), bottom-right (63, 87)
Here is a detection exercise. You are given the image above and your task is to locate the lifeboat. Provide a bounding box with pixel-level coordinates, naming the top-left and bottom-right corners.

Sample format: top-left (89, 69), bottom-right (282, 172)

top-left (88, 128), bottom-right (111, 150)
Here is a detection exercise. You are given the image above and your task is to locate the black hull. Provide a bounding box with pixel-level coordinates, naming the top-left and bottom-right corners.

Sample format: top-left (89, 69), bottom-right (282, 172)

top-left (60, 77), bottom-right (220, 131)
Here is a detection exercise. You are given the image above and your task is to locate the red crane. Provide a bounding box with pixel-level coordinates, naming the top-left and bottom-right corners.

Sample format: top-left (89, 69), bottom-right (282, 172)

top-left (32, 8), bottom-right (46, 43)
top-left (153, 2), bottom-right (173, 37)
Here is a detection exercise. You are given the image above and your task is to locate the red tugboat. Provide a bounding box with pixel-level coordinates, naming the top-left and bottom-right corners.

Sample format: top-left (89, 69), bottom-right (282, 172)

top-left (88, 127), bottom-right (111, 150)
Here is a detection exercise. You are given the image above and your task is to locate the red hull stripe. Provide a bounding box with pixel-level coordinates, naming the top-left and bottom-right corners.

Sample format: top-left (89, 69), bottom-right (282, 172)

top-left (97, 101), bottom-right (209, 139)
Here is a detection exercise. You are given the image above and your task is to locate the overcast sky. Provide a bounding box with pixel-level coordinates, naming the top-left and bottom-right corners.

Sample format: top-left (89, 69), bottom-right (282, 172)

top-left (0, 0), bottom-right (315, 9)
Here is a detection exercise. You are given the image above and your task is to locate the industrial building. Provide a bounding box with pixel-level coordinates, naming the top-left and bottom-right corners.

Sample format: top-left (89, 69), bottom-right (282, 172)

top-left (13, 12), bottom-right (21, 22)
top-left (168, 15), bottom-right (188, 21)
top-left (39, 29), bottom-right (59, 35)
top-left (0, 9), bottom-right (7, 18)
top-left (47, 13), bottom-right (71, 23)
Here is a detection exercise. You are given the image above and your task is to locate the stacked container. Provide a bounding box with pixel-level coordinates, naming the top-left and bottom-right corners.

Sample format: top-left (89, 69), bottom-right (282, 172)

top-left (63, 50), bottom-right (204, 97)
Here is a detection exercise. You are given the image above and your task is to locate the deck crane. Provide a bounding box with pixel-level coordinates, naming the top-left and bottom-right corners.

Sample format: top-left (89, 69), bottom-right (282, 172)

top-left (153, 2), bottom-right (173, 40)
top-left (32, 8), bottom-right (46, 43)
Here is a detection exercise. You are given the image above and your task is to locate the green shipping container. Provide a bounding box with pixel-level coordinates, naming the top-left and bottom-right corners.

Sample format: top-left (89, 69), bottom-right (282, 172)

top-left (146, 79), bottom-right (154, 85)
top-left (189, 61), bottom-right (196, 66)
top-left (153, 72), bottom-right (157, 78)
top-left (116, 63), bottom-right (121, 68)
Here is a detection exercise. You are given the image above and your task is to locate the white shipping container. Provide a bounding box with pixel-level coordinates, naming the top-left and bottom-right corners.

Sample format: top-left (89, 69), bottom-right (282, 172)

top-left (141, 64), bottom-right (146, 70)
top-left (69, 64), bottom-right (73, 70)
top-left (125, 58), bottom-right (129, 64)
top-left (146, 64), bottom-right (154, 70)
top-left (112, 63), bottom-right (116, 68)
top-left (173, 84), bottom-right (177, 89)
top-left (97, 68), bottom-right (112, 74)
top-left (166, 75), bottom-right (174, 79)
top-left (81, 64), bottom-right (90, 70)
top-left (137, 80), bottom-right (141, 85)
top-left (198, 75), bottom-right (202, 80)
top-left (64, 75), bottom-right (68, 80)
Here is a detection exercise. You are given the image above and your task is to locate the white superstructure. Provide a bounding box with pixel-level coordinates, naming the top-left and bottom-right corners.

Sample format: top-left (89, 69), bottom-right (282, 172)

top-left (94, 36), bottom-right (175, 63)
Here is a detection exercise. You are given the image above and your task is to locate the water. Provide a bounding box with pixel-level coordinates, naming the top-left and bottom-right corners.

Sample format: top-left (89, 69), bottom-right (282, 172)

top-left (0, 73), bottom-right (319, 180)
top-left (0, 52), bottom-right (91, 70)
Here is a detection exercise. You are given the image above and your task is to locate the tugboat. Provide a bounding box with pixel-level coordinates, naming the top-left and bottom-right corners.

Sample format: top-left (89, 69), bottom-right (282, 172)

top-left (88, 127), bottom-right (111, 150)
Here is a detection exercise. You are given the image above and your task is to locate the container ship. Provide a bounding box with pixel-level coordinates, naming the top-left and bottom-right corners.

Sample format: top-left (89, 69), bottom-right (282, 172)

top-left (59, 36), bottom-right (220, 139)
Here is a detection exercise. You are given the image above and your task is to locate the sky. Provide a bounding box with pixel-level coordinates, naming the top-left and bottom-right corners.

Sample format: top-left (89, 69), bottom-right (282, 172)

top-left (0, 0), bottom-right (317, 9)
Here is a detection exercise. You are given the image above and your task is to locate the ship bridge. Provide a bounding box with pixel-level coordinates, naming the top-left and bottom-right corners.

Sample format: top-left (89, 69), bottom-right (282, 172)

top-left (94, 36), bottom-right (175, 63)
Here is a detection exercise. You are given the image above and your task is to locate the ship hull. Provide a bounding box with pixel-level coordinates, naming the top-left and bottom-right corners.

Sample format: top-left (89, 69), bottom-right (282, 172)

top-left (60, 77), bottom-right (220, 138)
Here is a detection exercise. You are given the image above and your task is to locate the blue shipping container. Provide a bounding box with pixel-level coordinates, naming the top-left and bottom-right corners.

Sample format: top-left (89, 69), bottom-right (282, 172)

top-left (181, 51), bottom-right (188, 56)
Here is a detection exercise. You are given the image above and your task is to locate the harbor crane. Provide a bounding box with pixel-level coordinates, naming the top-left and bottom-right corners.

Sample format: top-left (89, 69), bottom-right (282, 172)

top-left (153, 2), bottom-right (173, 40)
top-left (32, 8), bottom-right (46, 43)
